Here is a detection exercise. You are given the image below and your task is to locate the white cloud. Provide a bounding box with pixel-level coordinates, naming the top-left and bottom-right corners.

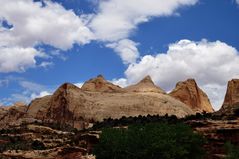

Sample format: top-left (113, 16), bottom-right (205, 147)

top-left (0, 0), bottom-right (199, 72)
top-left (30, 91), bottom-right (51, 99)
top-left (0, 0), bottom-right (93, 50)
top-left (74, 82), bottom-right (84, 88)
top-left (111, 78), bottom-right (129, 88)
top-left (0, 46), bottom-right (43, 72)
top-left (201, 84), bottom-right (227, 110)
top-left (236, 0), bottom-right (239, 5)
top-left (106, 39), bottom-right (140, 64)
top-left (89, 0), bottom-right (198, 64)
top-left (122, 39), bottom-right (239, 110)
top-left (89, 0), bottom-right (198, 42)
top-left (0, 0), bottom-right (93, 73)
top-left (39, 61), bottom-right (54, 68)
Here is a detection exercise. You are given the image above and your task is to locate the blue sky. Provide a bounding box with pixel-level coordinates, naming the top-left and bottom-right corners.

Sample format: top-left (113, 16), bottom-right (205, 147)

top-left (0, 0), bottom-right (239, 110)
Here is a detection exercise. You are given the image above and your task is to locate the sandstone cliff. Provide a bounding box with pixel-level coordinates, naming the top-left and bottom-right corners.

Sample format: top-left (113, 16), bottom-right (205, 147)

top-left (0, 102), bottom-right (27, 128)
top-left (222, 79), bottom-right (239, 108)
top-left (124, 75), bottom-right (165, 94)
top-left (81, 75), bottom-right (123, 92)
top-left (26, 75), bottom-right (193, 129)
top-left (169, 79), bottom-right (213, 113)
top-left (219, 79), bottom-right (239, 115)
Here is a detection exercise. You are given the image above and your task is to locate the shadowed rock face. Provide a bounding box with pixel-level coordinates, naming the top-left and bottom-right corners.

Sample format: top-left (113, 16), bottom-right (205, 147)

top-left (124, 75), bottom-right (165, 94)
top-left (0, 102), bottom-right (27, 129)
top-left (218, 79), bottom-right (239, 116)
top-left (169, 79), bottom-right (214, 113)
top-left (47, 83), bottom-right (81, 124)
top-left (222, 79), bottom-right (239, 109)
top-left (81, 75), bottom-right (123, 92)
top-left (27, 75), bottom-right (193, 129)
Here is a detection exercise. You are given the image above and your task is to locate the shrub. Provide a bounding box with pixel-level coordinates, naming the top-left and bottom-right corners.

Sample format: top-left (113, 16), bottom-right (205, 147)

top-left (93, 122), bottom-right (205, 159)
top-left (31, 140), bottom-right (46, 150)
top-left (225, 142), bottom-right (239, 159)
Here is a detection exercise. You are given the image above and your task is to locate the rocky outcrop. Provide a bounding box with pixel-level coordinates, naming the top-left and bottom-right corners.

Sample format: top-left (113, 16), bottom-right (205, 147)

top-left (124, 75), bottom-right (165, 94)
top-left (81, 75), bottom-right (123, 93)
top-left (0, 102), bottom-right (27, 129)
top-left (46, 83), bottom-right (88, 129)
top-left (222, 79), bottom-right (239, 109)
top-left (219, 79), bottom-right (239, 116)
top-left (169, 79), bottom-right (214, 113)
top-left (26, 77), bottom-right (193, 129)
top-left (27, 95), bottom-right (52, 120)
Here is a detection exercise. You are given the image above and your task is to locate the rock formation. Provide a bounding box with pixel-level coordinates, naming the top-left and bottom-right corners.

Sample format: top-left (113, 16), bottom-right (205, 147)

top-left (27, 95), bottom-right (51, 120)
top-left (219, 79), bottom-right (239, 115)
top-left (26, 75), bottom-right (193, 129)
top-left (0, 102), bottom-right (27, 128)
top-left (81, 75), bottom-right (123, 92)
top-left (124, 75), bottom-right (165, 94)
top-left (169, 79), bottom-right (213, 113)
top-left (222, 79), bottom-right (239, 108)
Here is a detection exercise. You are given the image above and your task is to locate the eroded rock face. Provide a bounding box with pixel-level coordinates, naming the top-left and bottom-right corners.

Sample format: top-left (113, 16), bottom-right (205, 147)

top-left (47, 83), bottom-right (87, 128)
top-left (124, 75), bottom-right (165, 94)
top-left (81, 75), bottom-right (123, 93)
top-left (169, 79), bottom-right (214, 113)
top-left (27, 77), bottom-right (193, 129)
top-left (27, 95), bottom-right (52, 120)
top-left (0, 102), bottom-right (28, 129)
top-left (222, 79), bottom-right (239, 109)
top-left (218, 79), bottom-right (239, 116)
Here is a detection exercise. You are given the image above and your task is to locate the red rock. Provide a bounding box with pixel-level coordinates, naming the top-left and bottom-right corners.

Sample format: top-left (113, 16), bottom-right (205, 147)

top-left (124, 75), bottom-right (165, 94)
top-left (169, 79), bottom-right (214, 113)
top-left (81, 75), bottom-right (123, 92)
top-left (221, 79), bottom-right (239, 109)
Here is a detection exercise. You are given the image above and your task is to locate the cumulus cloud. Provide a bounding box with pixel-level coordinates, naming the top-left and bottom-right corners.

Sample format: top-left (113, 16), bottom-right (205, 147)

top-left (89, 0), bottom-right (198, 41)
top-left (0, 0), bottom-right (93, 49)
top-left (111, 78), bottom-right (129, 88)
top-left (0, 0), bottom-right (93, 72)
top-left (120, 39), bottom-right (239, 110)
top-left (0, 0), bottom-right (199, 72)
top-left (106, 39), bottom-right (140, 64)
top-left (0, 46), bottom-right (44, 72)
top-left (89, 0), bottom-right (198, 64)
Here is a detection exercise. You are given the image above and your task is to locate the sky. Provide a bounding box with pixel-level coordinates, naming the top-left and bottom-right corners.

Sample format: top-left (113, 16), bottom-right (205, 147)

top-left (0, 0), bottom-right (239, 110)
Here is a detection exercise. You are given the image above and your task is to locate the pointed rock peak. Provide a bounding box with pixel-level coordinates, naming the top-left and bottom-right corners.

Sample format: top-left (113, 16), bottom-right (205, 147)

top-left (125, 76), bottom-right (165, 94)
top-left (231, 79), bottom-right (239, 83)
top-left (52, 83), bottom-right (81, 97)
top-left (81, 75), bottom-right (123, 92)
top-left (140, 75), bottom-right (154, 84)
top-left (57, 82), bottom-right (80, 91)
top-left (186, 78), bottom-right (197, 84)
top-left (176, 78), bottom-right (197, 87)
top-left (170, 78), bottom-right (214, 113)
top-left (221, 79), bottom-right (239, 110)
top-left (97, 74), bottom-right (105, 79)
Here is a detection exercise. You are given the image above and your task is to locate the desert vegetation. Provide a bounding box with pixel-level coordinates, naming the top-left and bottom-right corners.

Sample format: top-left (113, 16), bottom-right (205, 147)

top-left (93, 122), bottom-right (205, 159)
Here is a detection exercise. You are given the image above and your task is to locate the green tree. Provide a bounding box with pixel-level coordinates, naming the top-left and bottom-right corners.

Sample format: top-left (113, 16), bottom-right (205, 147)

top-left (93, 122), bottom-right (205, 159)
